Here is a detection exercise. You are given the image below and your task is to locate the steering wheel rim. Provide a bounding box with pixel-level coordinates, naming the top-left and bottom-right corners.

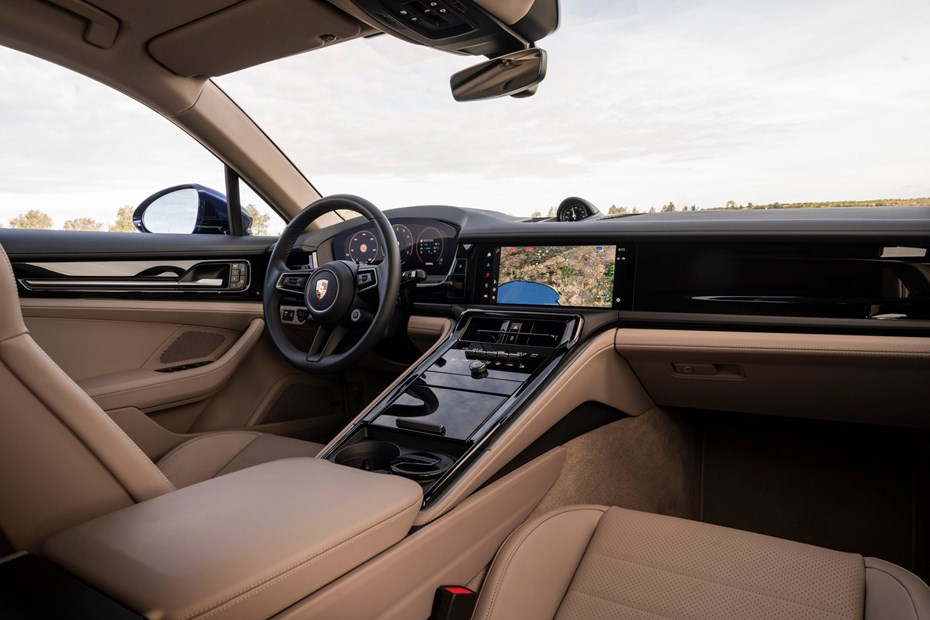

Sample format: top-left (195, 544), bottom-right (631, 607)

top-left (263, 194), bottom-right (401, 373)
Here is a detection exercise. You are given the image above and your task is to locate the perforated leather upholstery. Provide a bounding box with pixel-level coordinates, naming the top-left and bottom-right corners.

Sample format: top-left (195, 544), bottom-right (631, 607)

top-left (475, 505), bottom-right (930, 620)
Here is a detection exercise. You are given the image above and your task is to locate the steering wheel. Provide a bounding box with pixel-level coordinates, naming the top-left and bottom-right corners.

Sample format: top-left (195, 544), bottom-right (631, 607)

top-left (263, 194), bottom-right (401, 373)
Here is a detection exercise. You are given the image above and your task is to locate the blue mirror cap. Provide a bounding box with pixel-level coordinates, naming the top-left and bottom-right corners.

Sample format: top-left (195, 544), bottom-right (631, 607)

top-left (133, 184), bottom-right (252, 235)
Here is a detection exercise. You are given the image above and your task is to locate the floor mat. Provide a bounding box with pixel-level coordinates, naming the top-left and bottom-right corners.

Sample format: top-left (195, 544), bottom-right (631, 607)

top-left (699, 411), bottom-right (926, 578)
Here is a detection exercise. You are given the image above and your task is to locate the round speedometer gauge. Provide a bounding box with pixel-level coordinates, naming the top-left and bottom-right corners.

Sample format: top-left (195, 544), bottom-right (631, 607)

top-left (416, 227), bottom-right (444, 266)
top-left (392, 224), bottom-right (414, 262)
top-left (347, 230), bottom-right (379, 264)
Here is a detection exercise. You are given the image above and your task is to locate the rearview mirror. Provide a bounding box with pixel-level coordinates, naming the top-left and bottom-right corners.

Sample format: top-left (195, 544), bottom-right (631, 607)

top-left (133, 184), bottom-right (252, 235)
top-left (450, 48), bottom-right (548, 102)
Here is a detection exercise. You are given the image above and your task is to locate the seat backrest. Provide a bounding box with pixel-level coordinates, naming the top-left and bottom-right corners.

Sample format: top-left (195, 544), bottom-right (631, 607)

top-left (0, 243), bottom-right (174, 551)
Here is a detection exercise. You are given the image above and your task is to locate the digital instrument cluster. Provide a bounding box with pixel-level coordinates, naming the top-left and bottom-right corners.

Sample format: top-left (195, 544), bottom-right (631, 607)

top-left (333, 218), bottom-right (459, 276)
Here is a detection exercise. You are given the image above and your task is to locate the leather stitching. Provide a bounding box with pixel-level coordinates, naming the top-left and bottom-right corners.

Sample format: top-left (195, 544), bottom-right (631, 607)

top-left (30, 342), bottom-right (178, 492)
top-left (3, 335), bottom-right (176, 494)
top-left (584, 550), bottom-right (855, 617)
top-left (478, 506), bottom-right (606, 620)
top-left (184, 493), bottom-right (422, 620)
top-left (3, 245), bottom-right (174, 494)
top-left (865, 564), bottom-right (921, 619)
top-left (0, 329), bottom-right (28, 344)
top-left (0, 246), bottom-right (27, 339)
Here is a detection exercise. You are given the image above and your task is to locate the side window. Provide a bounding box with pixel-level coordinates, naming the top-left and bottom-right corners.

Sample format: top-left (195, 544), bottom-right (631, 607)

top-left (0, 46), bottom-right (284, 235)
top-left (240, 181), bottom-right (286, 237)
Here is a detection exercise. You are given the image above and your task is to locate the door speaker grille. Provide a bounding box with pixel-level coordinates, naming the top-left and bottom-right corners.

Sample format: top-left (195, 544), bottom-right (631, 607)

top-left (160, 331), bottom-right (226, 364)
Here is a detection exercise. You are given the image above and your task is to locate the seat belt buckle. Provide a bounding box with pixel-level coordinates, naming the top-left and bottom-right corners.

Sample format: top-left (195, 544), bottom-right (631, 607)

top-left (430, 585), bottom-right (477, 620)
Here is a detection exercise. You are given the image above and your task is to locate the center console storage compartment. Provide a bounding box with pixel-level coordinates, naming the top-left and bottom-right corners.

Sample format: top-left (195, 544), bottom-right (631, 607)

top-left (42, 459), bottom-right (423, 620)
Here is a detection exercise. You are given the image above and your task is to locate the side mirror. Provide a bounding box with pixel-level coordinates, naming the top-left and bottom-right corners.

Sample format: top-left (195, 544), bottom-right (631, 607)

top-left (450, 48), bottom-right (548, 102)
top-left (133, 184), bottom-right (252, 235)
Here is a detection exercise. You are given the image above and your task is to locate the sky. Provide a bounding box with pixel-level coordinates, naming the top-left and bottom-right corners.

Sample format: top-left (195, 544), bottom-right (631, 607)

top-left (1, 0), bottom-right (929, 229)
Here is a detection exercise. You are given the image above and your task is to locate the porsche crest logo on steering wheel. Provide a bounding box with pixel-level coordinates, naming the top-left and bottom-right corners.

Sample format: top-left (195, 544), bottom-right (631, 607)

top-left (315, 279), bottom-right (329, 300)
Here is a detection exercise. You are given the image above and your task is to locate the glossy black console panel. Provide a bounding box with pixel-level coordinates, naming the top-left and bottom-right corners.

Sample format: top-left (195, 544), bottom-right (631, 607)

top-left (374, 385), bottom-right (506, 441)
top-left (324, 310), bottom-right (582, 503)
top-left (421, 366), bottom-right (521, 396)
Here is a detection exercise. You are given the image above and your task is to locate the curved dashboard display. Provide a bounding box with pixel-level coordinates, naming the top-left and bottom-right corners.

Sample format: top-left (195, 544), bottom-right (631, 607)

top-left (334, 218), bottom-right (459, 276)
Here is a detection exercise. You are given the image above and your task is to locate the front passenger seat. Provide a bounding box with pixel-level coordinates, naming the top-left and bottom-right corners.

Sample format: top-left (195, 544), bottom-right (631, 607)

top-left (0, 243), bottom-right (322, 552)
top-left (474, 505), bottom-right (930, 619)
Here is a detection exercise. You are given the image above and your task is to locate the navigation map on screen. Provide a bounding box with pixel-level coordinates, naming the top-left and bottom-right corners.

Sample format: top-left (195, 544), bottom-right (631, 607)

top-left (497, 245), bottom-right (617, 307)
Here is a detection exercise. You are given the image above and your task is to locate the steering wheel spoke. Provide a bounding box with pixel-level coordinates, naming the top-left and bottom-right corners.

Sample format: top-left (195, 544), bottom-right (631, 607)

top-left (275, 269), bottom-right (314, 296)
top-left (306, 325), bottom-right (348, 363)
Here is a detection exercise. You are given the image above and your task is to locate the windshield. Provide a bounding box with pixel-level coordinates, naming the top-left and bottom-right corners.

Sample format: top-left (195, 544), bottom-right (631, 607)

top-left (217, 0), bottom-right (930, 217)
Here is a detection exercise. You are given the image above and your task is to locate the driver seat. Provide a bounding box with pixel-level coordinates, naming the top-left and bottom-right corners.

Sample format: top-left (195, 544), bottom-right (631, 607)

top-left (0, 243), bottom-right (323, 552)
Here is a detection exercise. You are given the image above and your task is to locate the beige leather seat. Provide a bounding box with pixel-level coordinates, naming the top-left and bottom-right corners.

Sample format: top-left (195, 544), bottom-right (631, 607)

top-left (474, 505), bottom-right (930, 620)
top-left (0, 243), bottom-right (321, 552)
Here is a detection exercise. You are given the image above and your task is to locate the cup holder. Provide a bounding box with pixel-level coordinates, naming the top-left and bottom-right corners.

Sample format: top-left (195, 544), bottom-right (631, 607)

top-left (389, 451), bottom-right (455, 480)
top-left (334, 441), bottom-right (400, 473)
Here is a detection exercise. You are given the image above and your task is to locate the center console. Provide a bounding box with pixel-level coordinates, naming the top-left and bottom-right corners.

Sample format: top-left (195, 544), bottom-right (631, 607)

top-left (322, 310), bottom-right (582, 505)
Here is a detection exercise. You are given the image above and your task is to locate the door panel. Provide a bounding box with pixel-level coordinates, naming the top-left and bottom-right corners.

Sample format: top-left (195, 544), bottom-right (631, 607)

top-left (75, 318), bottom-right (264, 412)
top-left (2, 229), bottom-right (344, 443)
top-left (27, 316), bottom-right (186, 382)
top-left (20, 297), bottom-right (345, 439)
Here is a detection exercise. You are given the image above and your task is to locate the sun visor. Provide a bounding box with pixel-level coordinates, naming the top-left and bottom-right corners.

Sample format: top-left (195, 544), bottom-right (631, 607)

top-left (148, 0), bottom-right (372, 78)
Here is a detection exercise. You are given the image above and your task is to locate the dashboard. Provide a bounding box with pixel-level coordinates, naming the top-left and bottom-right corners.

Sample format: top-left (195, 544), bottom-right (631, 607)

top-left (2, 202), bottom-right (928, 332)
top-left (302, 204), bottom-right (930, 327)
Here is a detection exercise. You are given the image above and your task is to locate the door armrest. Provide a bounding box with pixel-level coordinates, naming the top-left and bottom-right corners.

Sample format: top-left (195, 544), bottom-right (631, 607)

top-left (79, 318), bottom-right (264, 411)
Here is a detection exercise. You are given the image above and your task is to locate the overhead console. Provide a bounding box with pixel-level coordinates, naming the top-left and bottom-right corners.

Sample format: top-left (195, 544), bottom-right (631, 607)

top-left (322, 310), bottom-right (581, 505)
top-left (344, 0), bottom-right (559, 57)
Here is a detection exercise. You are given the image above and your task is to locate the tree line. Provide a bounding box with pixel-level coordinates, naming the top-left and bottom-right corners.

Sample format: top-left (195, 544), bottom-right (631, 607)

top-left (605, 197), bottom-right (929, 215)
top-left (527, 197), bottom-right (929, 218)
top-left (2, 205), bottom-right (271, 235)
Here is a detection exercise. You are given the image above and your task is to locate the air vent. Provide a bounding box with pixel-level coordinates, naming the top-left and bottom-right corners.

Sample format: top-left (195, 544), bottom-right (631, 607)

top-left (460, 316), bottom-right (570, 349)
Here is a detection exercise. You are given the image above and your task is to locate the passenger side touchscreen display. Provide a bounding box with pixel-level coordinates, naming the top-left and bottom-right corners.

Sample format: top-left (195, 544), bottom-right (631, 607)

top-left (489, 245), bottom-right (620, 307)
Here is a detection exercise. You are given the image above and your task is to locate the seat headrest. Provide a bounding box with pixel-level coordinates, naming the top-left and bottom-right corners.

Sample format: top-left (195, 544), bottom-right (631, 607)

top-left (0, 243), bottom-right (27, 341)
